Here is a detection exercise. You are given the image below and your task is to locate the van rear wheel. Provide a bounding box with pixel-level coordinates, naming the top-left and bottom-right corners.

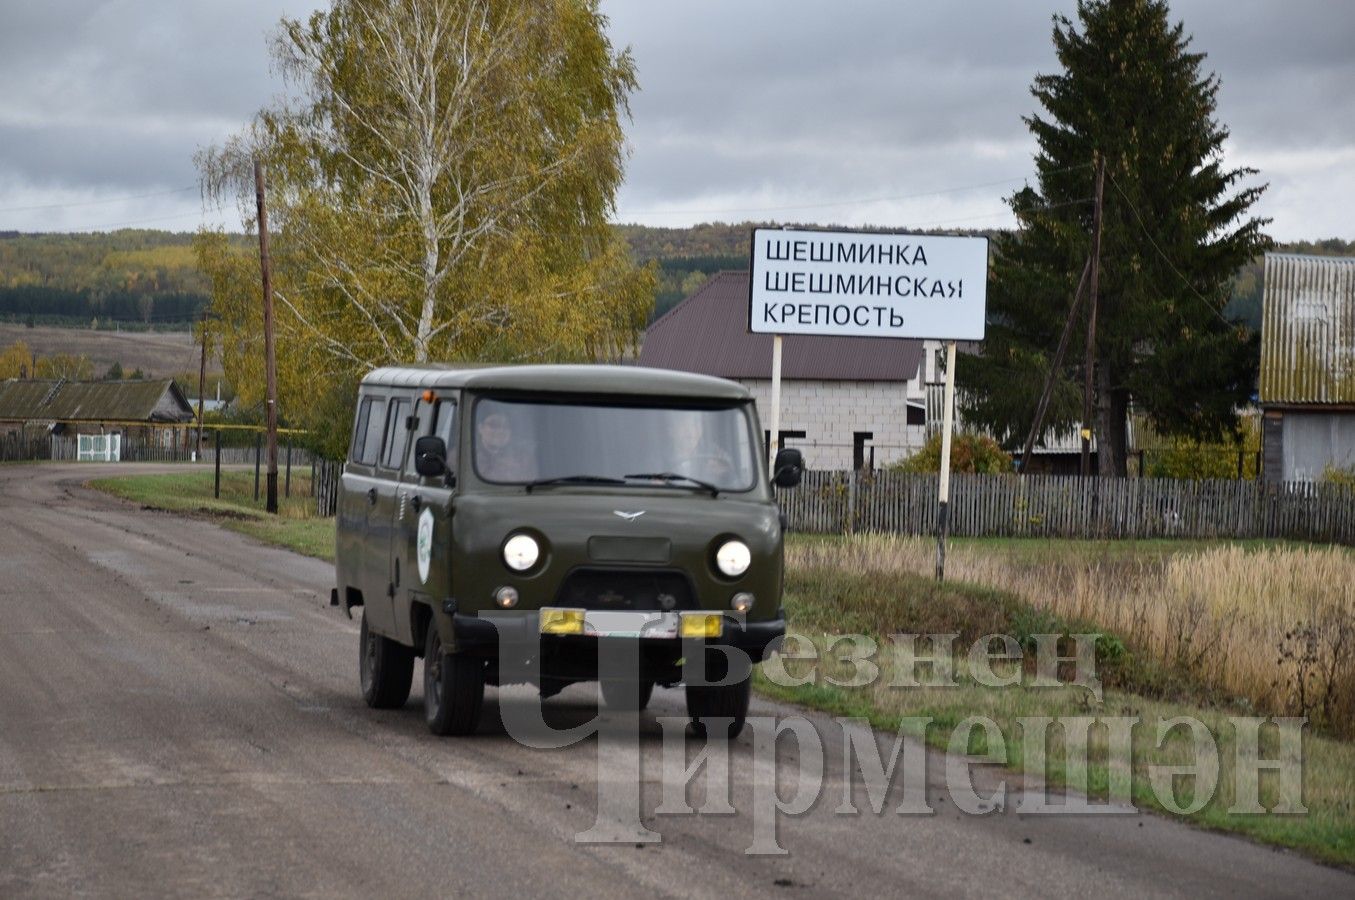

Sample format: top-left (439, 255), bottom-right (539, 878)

top-left (600, 678), bottom-right (654, 711)
top-left (424, 626), bottom-right (485, 736)
top-left (359, 611), bottom-right (415, 709)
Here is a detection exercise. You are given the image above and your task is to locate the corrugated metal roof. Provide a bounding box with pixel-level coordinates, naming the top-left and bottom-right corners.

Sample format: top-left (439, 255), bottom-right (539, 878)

top-left (0, 379), bottom-right (195, 422)
top-left (639, 271), bottom-right (924, 381)
top-left (1260, 253), bottom-right (1355, 405)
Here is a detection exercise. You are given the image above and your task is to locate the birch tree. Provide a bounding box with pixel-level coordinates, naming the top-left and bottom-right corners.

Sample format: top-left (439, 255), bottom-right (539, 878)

top-left (196, 0), bottom-right (653, 423)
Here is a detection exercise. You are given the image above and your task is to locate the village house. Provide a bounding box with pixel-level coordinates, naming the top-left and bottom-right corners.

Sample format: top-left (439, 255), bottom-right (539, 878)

top-left (638, 270), bottom-right (932, 470)
top-left (0, 378), bottom-right (196, 459)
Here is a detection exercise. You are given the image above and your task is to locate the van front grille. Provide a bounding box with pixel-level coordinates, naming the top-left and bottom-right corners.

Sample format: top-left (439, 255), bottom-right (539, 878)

top-left (554, 568), bottom-right (696, 612)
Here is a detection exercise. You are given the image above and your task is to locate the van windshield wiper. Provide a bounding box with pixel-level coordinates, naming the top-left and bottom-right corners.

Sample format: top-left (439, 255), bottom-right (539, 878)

top-left (524, 474), bottom-right (628, 493)
top-left (623, 472), bottom-right (721, 497)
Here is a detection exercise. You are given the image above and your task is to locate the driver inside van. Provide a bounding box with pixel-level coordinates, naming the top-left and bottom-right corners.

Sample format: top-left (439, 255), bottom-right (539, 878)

top-left (476, 410), bottom-right (536, 482)
top-left (671, 414), bottom-right (734, 483)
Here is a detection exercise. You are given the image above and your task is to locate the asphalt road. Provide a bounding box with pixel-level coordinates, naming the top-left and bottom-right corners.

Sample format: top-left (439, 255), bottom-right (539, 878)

top-left (1, 464), bottom-right (1350, 898)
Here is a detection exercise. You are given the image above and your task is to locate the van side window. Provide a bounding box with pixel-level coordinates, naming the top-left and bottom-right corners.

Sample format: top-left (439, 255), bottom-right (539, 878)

top-left (355, 397), bottom-right (386, 465)
top-left (435, 400), bottom-right (457, 456)
top-left (350, 398), bottom-right (373, 462)
top-left (382, 398), bottom-right (411, 469)
top-left (407, 399), bottom-right (456, 475)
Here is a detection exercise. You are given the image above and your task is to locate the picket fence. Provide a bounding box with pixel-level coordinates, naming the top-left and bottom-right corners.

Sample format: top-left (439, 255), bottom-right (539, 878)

top-left (301, 463), bottom-right (1355, 544)
top-left (0, 433), bottom-right (56, 462)
top-left (0, 433), bottom-right (317, 467)
top-left (313, 458), bottom-right (342, 517)
top-left (774, 470), bottom-right (1355, 544)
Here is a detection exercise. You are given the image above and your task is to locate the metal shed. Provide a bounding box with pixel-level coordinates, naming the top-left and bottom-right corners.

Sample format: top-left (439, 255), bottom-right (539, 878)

top-left (1259, 253), bottom-right (1355, 482)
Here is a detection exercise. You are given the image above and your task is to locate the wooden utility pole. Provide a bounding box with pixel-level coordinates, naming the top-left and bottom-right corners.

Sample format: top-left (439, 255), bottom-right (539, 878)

top-left (254, 159), bottom-right (279, 514)
top-left (1080, 158), bottom-right (1106, 477)
top-left (1019, 258), bottom-right (1091, 472)
top-left (196, 311), bottom-right (208, 460)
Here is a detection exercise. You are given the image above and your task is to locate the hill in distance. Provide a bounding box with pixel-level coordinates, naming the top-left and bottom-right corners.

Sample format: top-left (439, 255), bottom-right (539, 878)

top-left (2, 226), bottom-right (1351, 332)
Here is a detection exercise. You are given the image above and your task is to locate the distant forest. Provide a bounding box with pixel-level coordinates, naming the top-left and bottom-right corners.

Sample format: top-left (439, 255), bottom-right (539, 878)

top-left (1, 226), bottom-right (1350, 331)
top-left (0, 230), bottom-right (219, 328)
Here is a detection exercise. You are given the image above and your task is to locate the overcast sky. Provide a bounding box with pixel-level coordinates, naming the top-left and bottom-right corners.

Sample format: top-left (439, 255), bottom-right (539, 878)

top-left (0, 1), bottom-right (1350, 241)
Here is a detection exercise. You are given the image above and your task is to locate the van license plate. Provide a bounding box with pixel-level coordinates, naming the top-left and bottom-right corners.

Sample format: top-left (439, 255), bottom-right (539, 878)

top-left (583, 611), bottom-right (680, 639)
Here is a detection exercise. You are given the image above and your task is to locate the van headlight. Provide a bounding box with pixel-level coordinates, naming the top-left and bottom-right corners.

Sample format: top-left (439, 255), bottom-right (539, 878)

top-left (715, 540), bottom-right (751, 577)
top-left (503, 534), bottom-right (540, 571)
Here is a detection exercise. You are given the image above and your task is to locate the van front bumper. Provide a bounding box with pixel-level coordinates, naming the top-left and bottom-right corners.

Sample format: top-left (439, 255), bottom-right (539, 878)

top-left (450, 610), bottom-right (786, 662)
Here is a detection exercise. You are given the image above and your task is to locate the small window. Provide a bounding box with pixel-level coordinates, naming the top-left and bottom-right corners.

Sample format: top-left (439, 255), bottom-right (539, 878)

top-left (435, 400), bottom-right (458, 455)
top-left (382, 398), bottom-right (411, 469)
top-left (355, 397), bottom-right (387, 465)
top-left (350, 398), bottom-right (373, 462)
top-left (409, 399), bottom-right (457, 474)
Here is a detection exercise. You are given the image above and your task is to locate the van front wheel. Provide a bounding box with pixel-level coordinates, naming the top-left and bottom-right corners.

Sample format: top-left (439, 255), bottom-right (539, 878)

top-left (360, 611), bottom-right (414, 709)
top-left (424, 626), bottom-right (485, 736)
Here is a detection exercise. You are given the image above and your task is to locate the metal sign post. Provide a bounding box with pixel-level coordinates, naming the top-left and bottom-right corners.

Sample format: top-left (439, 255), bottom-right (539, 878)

top-left (768, 334), bottom-right (783, 467)
top-left (936, 340), bottom-right (957, 581)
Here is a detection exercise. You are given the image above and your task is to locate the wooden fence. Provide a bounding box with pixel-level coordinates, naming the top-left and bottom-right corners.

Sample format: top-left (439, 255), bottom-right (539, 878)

top-left (0, 433), bottom-right (54, 462)
top-left (775, 471), bottom-right (1355, 544)
top-left (0, 433), bottom-right (315, 467)
top-left (314, 458), bottom-right (342, 517)
top-left (293, 462), bottom-right (1355, 544)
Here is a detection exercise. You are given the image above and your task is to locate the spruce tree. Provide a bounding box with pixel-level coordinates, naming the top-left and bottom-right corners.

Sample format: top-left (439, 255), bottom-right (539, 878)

top-left (961, 0), bottom-right (1271, 475)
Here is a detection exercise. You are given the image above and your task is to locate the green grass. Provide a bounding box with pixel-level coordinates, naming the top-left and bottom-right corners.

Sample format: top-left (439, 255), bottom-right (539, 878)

top-left (88, 469), bottom-right (335, 561)
top-left (765, 552), bottom-right (1355, 867)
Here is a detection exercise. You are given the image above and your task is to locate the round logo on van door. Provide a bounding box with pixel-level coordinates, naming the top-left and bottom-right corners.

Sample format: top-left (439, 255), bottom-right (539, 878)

top-left (416, 506), bottom-right (434, 584)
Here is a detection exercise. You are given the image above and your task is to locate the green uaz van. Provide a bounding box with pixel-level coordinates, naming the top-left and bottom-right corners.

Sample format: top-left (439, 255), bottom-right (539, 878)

top-left (333, 364), bottom-right (802, 737)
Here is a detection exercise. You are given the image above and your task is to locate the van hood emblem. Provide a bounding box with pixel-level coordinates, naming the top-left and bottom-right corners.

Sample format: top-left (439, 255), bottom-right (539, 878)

top-left (613, 510), bottom-right (646, 521)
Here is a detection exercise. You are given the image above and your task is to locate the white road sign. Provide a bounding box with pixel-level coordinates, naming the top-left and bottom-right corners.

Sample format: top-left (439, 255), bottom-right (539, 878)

top-left (748, 227), bottom-right (988, 340)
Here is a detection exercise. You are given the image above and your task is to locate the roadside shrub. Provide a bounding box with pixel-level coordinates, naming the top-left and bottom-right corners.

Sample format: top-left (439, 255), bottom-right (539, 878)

top-left (1321, 463), bottom-right (1355, 488)
top-left (892, 431), bottom-right (1014, 475)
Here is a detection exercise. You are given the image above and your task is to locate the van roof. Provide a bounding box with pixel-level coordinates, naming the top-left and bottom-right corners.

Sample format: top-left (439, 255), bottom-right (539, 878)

top-left (360, 364), bottom-right (751, 400)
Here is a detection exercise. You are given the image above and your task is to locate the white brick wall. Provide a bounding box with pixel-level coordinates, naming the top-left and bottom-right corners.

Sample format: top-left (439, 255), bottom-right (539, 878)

top-left (737, 378), bottom-right (928, 470)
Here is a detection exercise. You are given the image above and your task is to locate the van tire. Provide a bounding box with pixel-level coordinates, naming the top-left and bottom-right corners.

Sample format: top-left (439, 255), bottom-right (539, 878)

top-left (424, 626), bottom-right (484, 736)
top-left (686, 649), bottom-right (751, 739)
top-left (600, 678), bottom-right (654, 711)
top-left (360, 611), bottom-right (415, 709)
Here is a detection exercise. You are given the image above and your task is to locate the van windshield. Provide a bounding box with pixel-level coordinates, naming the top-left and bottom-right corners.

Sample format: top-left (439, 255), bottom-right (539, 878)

top-left (472, 398), bottom-right (759, 492)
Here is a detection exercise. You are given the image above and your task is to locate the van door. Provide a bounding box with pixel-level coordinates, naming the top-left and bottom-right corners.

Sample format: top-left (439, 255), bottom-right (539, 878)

top-left (393, 396), bottom-right (457, 644)
top-left (339, 393), bottom-right (389, 625)
top-left (367, 395), bottom-right (410, 632)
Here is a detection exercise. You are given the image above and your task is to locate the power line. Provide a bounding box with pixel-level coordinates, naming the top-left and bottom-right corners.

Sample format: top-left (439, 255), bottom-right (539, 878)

top-left (1105, 173), bottom-right (1236, 328)
top-left (64, 210), bottom-right (212, 231)
top-left (900, 196), bottom-right (1094, 231)
top-left (619, 163), bottom-right (1094, 217)
top-left (0, 186), bottom-right (198, 214)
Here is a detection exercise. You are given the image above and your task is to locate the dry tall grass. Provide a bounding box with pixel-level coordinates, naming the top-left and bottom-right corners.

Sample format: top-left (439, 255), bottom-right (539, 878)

top-left (787, 536), bottom-right (1355, 733)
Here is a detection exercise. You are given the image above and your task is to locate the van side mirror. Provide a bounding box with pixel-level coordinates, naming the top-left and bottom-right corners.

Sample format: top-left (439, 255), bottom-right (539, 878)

top-left (414, 435), bottom-right (448, 479)
top-left (772, 447), bottom-right (803, 488)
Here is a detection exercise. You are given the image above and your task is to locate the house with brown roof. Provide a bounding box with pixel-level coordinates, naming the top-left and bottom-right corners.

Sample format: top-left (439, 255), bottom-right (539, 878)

top-left (638, 271), bottom-right (932, 469)
top-left (0, 378), bottom-right (195, 455)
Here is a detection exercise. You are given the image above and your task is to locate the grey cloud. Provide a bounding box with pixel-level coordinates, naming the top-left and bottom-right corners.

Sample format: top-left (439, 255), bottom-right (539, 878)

top-left (0, 119), bottom-right (209, 192)
top-left (0, 0), bottom-right (1351, 236)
